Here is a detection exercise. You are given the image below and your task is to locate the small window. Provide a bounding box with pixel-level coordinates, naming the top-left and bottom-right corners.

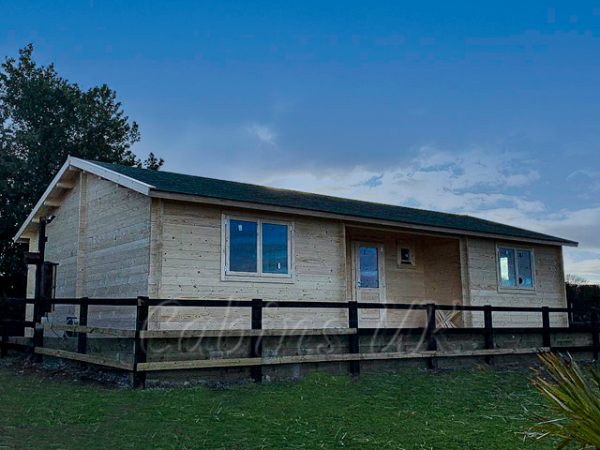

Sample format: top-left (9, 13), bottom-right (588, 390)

top-left (224, 216), bottom-right (292, 278)
top-left (397, 242), bottom-right (415, 267)
top-left (497, 246), bottom-right (534, 289)
top-left (400, 247), bottom-right (412, 265)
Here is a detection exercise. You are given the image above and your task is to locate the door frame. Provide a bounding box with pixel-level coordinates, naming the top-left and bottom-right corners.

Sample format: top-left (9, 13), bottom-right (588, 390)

top-left (351, 241), bottom-right (386, 304)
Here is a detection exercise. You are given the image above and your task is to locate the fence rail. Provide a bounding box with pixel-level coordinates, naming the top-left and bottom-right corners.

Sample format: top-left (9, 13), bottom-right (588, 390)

top-left (0, 296), bottom-right (598, 388)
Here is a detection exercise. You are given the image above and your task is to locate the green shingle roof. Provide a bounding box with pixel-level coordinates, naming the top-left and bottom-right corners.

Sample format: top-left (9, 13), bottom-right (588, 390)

top-left (93, 161), bottom-right (577, 245)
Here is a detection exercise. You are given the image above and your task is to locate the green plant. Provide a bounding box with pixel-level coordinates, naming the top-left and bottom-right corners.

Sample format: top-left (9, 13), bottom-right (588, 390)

top-left (528, 352), bottom-right (600, 449)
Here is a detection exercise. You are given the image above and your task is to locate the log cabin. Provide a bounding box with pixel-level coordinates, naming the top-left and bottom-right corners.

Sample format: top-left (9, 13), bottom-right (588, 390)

top-left (14, 157), bottom-right (578, 331)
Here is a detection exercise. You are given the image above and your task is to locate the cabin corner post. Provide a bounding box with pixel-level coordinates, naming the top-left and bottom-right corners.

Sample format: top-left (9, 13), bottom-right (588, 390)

top-left (348, 301), bottom-right (360, 376)
top-left (132, 296), bottom-right (149, 388)
top-left (250, 298), bottom-right (263, 383)
top-left (32, 217), bottom-right (50, 363)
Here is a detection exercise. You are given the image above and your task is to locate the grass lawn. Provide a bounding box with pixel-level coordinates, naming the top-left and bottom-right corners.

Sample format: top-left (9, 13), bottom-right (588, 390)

top-left (0, 360), bottom-right (556, 449)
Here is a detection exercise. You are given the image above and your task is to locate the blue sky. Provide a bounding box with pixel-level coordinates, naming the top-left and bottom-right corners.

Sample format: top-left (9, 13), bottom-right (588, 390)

top-left (2, 1), bottom-right (600, 281)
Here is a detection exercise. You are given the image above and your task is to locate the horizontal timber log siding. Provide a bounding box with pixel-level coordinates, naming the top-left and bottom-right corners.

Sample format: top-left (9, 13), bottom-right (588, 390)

top-left (466, 238), bottom-right (568, 328)
top-left (154, 201), bottom-right (348, 329)
top-left (42, 174), bottom-right (151, 328)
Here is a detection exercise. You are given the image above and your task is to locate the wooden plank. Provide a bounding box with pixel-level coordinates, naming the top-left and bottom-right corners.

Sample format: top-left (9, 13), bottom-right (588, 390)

top-left (34, 347), bottom-right (134, 371)
top-left (137, 347), bottom-right (550, 372)
top-left (43, 323), bottom-right (135, 338)
top-left (139, 328), bottom-right (358, 339)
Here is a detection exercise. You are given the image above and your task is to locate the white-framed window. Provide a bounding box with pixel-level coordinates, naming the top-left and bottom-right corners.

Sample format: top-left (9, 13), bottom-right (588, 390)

top-left (397, 241), bottom-right (415, 267)
top-left (496, 245), bottom-right (535, 290)
top-left (222, 215), bottom-right (293, 280)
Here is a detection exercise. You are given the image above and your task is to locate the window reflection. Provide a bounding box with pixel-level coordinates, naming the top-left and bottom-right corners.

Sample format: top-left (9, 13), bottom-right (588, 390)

top-left (262, 223), bottom-right (288, 274)
top-left (229, 219), bottom-right (257, 272)
top-left (359, 246), bottom-right (379, 288)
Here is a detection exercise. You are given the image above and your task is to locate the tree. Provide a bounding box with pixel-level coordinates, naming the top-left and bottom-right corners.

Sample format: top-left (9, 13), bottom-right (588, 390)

top-left (566, 274), bottom-right (588, 286)
top-left (141, 152), bottom-right (165, 171)
top-left (0, 44), bottom-right (163, 296)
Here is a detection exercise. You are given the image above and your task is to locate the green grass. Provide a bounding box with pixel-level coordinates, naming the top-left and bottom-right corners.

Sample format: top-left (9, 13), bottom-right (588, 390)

top-left (0, 362), bottom-right (555, 449)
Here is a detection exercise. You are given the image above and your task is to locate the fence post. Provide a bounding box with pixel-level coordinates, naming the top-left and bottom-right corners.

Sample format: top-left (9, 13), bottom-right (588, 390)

top-left (0, 300), bottom-right (6, 358)
top-left (425, 303), bottom-right (437, 369)
top-left (132, 296), bottom-right (149, 389)
top-left (483, 305), bottom-right (494, 365)
top-left (31, 302), bottom-right (44, 363)
top-left (250, 298), bottom-right (263, 383)
top-left (566, 296), bottom-right (573, 328)
top-left (348, 301), bottom-right (360, 376)
top-left (541, 307), bottom-right (551, 348)
top-left (592, 310), bottom-right (599, 361)
top-left (77, 297), bottom-right (89, 355)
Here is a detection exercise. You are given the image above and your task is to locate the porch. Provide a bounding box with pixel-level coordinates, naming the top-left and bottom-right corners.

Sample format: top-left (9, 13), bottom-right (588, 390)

top-left (345, 226), bottom-right (465, 329)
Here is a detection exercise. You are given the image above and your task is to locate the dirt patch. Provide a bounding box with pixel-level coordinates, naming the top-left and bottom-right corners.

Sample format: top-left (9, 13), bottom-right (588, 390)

top-left (0, 353), bottom-right (131, 388)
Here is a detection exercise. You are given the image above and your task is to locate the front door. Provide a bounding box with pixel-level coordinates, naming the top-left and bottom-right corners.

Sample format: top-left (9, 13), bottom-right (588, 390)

top-left (353, 242), bottom-right (386, 327)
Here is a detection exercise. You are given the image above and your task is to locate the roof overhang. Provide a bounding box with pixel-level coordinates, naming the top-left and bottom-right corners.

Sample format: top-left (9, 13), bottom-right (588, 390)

top-left (149, 190), bottom-right (579, 247)
top-left (14, 157), bottom-right (578, 248)
top-left (13, 156), bottom-right (155, 243)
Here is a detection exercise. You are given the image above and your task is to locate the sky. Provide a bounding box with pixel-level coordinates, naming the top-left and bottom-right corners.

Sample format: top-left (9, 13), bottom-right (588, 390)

top-left (2, 0), bottom-right (600, 281)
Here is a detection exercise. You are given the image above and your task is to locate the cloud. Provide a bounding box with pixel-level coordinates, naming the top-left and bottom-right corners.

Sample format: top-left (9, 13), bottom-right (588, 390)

top-left (261, 147), bottom-right (544, 213)
top-left (245, 123), bottom-right (277, 145)
top-left (254, 146), bottom-right (598, 282)
top-left (162, 141), bottom-right (599, 283)
top-left (563, 250), bottom-right (600, 284)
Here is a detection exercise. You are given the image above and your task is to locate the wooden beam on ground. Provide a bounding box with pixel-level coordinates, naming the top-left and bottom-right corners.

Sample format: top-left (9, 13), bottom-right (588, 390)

top-left (34, 347), bottom-right (134, 371)
top-left (136, 347), bottom-right (550, 372)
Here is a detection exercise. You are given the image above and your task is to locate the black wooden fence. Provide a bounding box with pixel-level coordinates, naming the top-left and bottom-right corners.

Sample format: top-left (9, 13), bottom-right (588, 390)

top-left (0, 296), bottom-right (599, 388)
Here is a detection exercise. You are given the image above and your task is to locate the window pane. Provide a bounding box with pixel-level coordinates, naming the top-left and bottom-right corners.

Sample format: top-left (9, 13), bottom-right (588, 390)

top-left (400, 247), bottom-right (412, 264)
top-left (262, 223), bottom-right (288, 274)
top-left (517, 250), bottom-right (533, 287)
top-left (359, 246), bottom-right (379, 288)
top-left (229, 219), bottom-right (257, 272)
top-left (498, 247), bottom-right (516, 287)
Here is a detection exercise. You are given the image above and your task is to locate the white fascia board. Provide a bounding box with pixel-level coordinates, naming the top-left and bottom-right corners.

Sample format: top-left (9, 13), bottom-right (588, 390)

top-left (13, 158), bottom-right (72, 243)
top-left (69, 157), bottom-right (153, 196)
top-left (13, 156), bottom-right (155, 242)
